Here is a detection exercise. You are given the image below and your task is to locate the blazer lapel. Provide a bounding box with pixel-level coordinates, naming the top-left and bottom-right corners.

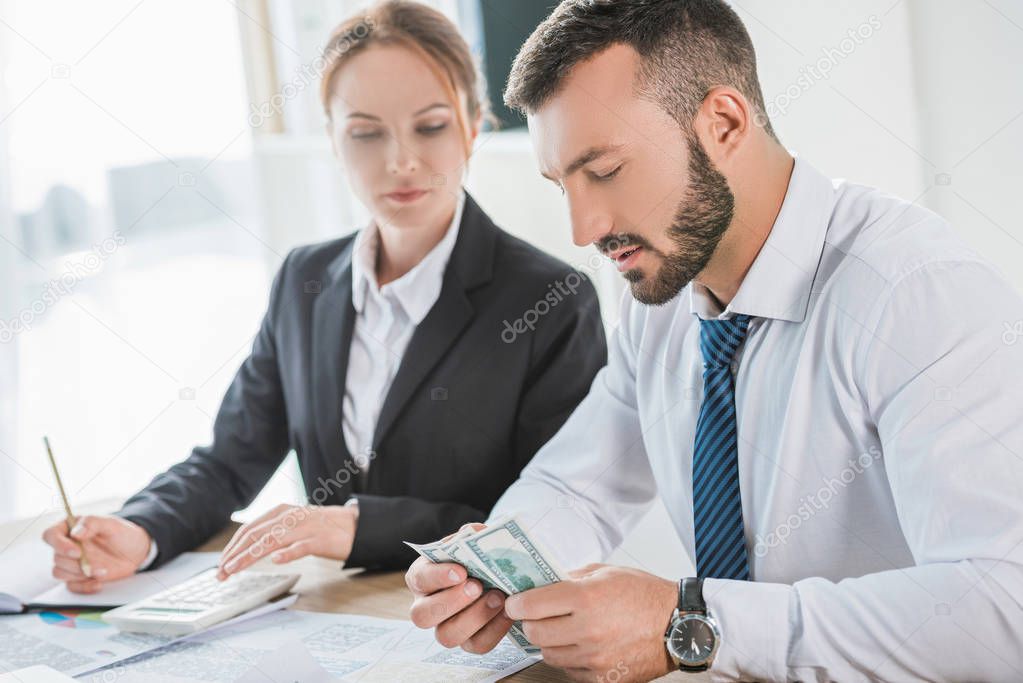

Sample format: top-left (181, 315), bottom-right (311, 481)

top-left (371, 280), bottom-right (474, 449)
top-left (371, 192), bottom-right (498, 450)
top-left (311, 240), bottom-right (357, 501)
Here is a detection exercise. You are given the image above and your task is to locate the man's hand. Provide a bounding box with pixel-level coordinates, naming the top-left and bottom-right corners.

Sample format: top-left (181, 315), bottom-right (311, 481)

top-left (504, 564), bottom-right (677, 683)
top-left (406, 523), bottom-right (513, 653)
top-left (217, 503), bottom-right (358, 580)
top-left (42, 515), bottom-right (152, 594)
top-left (406, 557), bottom-right (513, 652)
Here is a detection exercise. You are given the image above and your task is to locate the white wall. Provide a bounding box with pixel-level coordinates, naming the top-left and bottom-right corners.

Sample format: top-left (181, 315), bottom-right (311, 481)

top-left (908, 0), bottom-right (1023, 291)
top-left (0, 38), bottom-right (17, 521)
top-left (0, 196), bottom-right (17, 525)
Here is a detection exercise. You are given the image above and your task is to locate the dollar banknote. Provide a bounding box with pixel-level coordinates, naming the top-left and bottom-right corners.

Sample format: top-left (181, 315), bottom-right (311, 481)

top-left (405, 516), bottom-right (568, 655)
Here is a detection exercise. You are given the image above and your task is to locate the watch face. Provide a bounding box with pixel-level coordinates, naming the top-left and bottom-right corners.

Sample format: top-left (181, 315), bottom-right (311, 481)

top-left (669, 615), bottom-right (718, 666)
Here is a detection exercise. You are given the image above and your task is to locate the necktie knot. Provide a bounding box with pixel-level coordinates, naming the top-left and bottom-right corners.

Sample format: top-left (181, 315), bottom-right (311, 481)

top-left (699, 314), bottom-right (752, 369)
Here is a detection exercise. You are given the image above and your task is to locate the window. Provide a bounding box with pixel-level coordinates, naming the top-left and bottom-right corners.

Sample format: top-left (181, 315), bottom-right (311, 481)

top-left (0, 0), bottom-right (301, 521)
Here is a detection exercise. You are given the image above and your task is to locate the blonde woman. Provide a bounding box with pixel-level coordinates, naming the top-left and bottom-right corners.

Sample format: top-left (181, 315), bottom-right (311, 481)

top-left (43, 0), bottom-right (605, 587)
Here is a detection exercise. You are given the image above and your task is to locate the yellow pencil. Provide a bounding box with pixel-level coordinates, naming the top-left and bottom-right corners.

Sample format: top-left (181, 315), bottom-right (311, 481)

top-left (43, 436), bottom-right (92, 578)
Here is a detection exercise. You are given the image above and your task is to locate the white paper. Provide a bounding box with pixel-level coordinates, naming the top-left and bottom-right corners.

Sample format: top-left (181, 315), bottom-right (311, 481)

top-left (1, 541), bottom-right (220, 613)
top-left (80, 610), bottom-right (541, 683)
top-left (0, 593), bottom-right (297, 677)
top-left (0, 609), bottom-right (173, 677)
top-left (0, 665), bottom-right (77, 682)
top-left (236, 640), bottom-right (337, 682)
top-left (30, 552), bottom-right (220, 608)
top-left (0, 543), bottom-right (57, 612)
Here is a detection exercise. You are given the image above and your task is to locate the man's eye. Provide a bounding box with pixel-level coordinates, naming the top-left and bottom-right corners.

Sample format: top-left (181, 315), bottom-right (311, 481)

top-left (592, 165), bottom-right (622, 181)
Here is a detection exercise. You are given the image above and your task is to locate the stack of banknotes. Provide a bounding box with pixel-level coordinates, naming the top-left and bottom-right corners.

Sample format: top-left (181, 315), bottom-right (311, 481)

top-left (406, 516), bottom-right (568, 654)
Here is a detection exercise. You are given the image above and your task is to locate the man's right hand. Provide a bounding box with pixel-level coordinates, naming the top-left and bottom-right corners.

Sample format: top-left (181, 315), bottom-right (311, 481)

top-left (42, 515), bottom-right (152, 594)
top-left (406, 527), bottom-right (513, 654)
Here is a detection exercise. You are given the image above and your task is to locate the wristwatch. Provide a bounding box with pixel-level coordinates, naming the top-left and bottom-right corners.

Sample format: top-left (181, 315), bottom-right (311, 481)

top-left (664, 577), bottom-right (721, 673)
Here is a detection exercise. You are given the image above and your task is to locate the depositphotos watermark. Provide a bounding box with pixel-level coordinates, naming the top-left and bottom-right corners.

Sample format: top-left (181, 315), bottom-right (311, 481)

top-left (1003, 320), bottom-right (1022, 346)
top-left (307, 450), bottom-right (375, 505)
top-left (0, 232), bottom-right (126, 344)
top-left (245, 451), bottom-right (376, 561)
top-left (78, 660), bottom-right (131, 682)
top-left (752, 444), bottom-right (882, 558)
top-left (499, 233), bottom-right (634, 344)
top-left (597, 660), bottom-right (630, 683)
top-left (755, 15), bottom-right (882, 126)
top-left (247, 17), bottom-right (376, 129)
top-left (500, 270), bottom-right (588, 344)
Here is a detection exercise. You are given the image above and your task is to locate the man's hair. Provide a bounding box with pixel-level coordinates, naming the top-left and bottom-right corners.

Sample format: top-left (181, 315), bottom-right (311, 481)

top-left (504, 0), bottom-right (777, 140)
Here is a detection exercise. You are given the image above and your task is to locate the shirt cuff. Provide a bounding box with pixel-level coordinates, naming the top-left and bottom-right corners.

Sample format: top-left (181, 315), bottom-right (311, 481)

top-left (703, 578), bottom-right (792, 682)
top-left (138, 538), bottom-right (159, 570)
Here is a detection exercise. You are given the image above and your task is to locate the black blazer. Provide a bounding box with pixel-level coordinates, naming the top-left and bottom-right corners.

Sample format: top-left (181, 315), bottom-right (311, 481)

top-left (117, 193), bottom-right (607, 569)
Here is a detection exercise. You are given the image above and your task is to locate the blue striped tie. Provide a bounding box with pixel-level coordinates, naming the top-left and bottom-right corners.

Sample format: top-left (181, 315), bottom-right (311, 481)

top-left (693, 314), bottom-right (752, 580)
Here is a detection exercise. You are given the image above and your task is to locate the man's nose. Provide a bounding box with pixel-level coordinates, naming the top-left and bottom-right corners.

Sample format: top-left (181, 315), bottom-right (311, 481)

top-left (567, 190), bottom-right (613, 248)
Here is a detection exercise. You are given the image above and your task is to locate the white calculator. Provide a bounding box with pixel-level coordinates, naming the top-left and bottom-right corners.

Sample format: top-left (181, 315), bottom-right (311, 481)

top-left (103, 568), bottom-right (300, 636)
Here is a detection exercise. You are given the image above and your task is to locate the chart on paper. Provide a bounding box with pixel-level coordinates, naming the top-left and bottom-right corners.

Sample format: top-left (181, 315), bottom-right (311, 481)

top-left (83, 609), bottom-right (540, 682)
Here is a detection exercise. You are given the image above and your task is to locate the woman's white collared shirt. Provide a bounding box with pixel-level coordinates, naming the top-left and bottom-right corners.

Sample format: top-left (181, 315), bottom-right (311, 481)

top-left (342, 192), bottom-right (465, 478)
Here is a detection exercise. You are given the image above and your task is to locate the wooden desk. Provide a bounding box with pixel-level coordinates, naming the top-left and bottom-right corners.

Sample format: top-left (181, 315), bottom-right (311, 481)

top-left (3, 507), bottom-right (694, 682)
top-left (197, 525), bottom-right (588, 682)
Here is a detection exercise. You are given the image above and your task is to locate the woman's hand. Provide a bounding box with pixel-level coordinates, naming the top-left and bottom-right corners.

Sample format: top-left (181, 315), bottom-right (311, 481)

top-left (216, 503), bottom-right (359, 580)
top-left (42, 515), bottom-right (152, 593)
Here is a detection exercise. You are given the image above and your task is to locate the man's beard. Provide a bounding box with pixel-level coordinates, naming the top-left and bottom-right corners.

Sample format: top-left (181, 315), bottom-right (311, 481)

top-left (605, 136), bottom-right (734, 306)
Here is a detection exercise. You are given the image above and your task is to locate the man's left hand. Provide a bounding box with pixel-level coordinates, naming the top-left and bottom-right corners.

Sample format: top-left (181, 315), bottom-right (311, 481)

top-left (504, 564), bottom-right (677, 683)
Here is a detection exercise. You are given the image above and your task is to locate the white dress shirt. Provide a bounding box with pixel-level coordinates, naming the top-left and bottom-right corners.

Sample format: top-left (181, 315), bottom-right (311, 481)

top-left (342, 191), bottom-right (465, 479)
top-left (490, 156), bottom-right (1023, 681)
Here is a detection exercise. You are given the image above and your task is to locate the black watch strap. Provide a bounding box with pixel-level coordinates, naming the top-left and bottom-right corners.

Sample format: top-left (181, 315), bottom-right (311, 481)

top-left (678, 577), bottom-right (706, 615)
top-left (673, 578), bottom-right (712, 673)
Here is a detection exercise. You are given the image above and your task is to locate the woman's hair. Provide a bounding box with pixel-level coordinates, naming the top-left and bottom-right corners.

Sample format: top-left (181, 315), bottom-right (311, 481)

top-left (320, 0), bottom-right (494, 155)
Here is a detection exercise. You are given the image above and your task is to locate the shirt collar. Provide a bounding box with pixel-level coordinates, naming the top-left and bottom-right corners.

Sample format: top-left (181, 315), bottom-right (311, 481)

top-left (690, 154), bottom-right (834, 322)
top-left (351, 190), bottom-right (465, 325)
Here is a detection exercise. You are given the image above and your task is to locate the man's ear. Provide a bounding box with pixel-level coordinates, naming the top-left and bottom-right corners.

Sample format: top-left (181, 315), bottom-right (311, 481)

top-left (695, 86), bottom-right (750, 163)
